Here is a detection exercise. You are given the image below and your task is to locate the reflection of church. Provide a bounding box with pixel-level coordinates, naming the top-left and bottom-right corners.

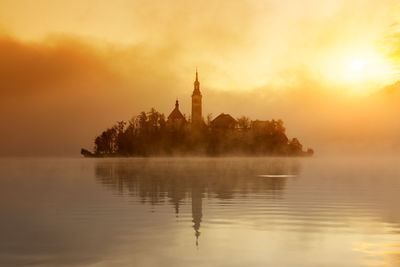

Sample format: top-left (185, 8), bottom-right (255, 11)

top-left (191, 185), bottom-right (203, 247)
top-left (94, 159), bottom-right (297, 248)
top-left (167, 70), bottom-right (237, 129)
top-left (169, 177), bottom-right (203, 247)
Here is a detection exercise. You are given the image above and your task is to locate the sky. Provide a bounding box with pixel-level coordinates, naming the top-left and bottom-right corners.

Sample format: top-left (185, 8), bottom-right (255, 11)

top-left (0, 0), bottom-right (400, 156)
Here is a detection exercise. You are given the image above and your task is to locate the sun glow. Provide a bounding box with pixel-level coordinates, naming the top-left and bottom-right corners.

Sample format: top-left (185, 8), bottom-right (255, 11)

top-left (349, 58), bottom-right (365, 72)
top-left (321, 47), bottom-right (397, 94)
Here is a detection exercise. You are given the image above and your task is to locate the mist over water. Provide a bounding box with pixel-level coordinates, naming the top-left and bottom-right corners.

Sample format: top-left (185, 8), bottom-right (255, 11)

top-left (1, 1), bottom-right (399, 265)
top-left (1, 156), bottom-right (400, 266)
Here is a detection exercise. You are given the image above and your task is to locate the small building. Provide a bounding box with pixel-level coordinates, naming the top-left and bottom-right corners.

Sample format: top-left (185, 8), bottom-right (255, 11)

top-left (167, 100), bottom-right (186, 126)
top-left (211, 113), bottom-right (237, 129)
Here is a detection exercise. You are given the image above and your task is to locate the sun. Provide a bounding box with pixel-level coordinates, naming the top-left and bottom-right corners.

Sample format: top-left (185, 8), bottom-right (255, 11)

top-left (345, 58), bottom-right (368, 83)
top-left (349, 58), bottom-right (365, 72)
top-left (345, 54), bottom-right (395, 86)
top-left (321, 47), bottom-right (397, 94)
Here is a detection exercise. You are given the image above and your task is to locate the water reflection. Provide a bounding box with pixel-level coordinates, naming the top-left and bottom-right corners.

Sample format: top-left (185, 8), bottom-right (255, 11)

top-left (95, 158), bottom-right (301, 246)
top-left (1, 157), bottom-right (400, 266)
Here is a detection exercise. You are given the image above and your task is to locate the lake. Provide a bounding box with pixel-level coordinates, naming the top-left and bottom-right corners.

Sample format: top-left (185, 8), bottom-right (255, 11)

top-left (0, 157), bottom-right (399, 266)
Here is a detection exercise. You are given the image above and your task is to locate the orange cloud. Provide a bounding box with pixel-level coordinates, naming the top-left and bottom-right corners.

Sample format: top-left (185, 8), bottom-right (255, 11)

top-left (0, 35), bottom-right (112, 98)
top-left (0, 35), bottom-right (186, 156)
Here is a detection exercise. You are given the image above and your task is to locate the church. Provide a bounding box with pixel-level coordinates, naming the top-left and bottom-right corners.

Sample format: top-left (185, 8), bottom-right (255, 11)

top-left (85, 69), bottom-right (312, 157)
top-left (167, 70), bottom-right (237, 129)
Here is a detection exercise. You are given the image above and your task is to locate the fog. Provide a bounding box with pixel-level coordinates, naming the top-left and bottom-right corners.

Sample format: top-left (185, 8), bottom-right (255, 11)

top-left (0, 0), bottom-right (399, 156)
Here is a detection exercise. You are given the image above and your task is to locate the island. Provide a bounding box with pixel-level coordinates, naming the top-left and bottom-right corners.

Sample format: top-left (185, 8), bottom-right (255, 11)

top-left (81, 71), bottom-right (313, 157)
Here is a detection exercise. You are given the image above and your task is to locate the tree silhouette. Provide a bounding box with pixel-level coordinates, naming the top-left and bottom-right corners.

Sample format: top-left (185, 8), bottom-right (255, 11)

top-left (84, 108), bottom-right (313, 157)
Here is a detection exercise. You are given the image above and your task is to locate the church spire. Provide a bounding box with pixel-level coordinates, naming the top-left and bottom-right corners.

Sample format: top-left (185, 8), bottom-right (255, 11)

top-left (191, 68), bottom-right (203, 126)
top-left (193, 69), bottom-right (200, 94)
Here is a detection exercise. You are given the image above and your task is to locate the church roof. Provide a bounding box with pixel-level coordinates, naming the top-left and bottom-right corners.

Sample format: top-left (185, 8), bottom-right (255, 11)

top-left (211, 113), bottom-right (237, 128)
top-left (168, 100), bottom-right (186, 121)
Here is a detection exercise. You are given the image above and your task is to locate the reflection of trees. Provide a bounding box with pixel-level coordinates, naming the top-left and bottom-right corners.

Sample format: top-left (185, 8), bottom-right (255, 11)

top-left (95, 158), bottom-right (301, 246)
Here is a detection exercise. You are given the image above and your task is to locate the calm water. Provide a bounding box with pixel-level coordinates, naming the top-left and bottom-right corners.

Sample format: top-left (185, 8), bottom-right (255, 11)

top-left (1, 157), bottom-right (400, 266)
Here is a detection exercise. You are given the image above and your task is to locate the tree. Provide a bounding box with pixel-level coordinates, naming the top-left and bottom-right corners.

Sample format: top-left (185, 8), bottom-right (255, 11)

top-left (237, 116), bottom-right (250, 130)
top-left (83, 109), bottom-right (312, 157)
top-left (206, 113), bottom-right (213, 126)
top-left (289, 138), bottom-right (303, 155)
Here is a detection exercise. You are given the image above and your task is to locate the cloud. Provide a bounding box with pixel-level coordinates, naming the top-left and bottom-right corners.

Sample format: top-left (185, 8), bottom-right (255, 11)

top-left (384, 33), bottom-right (400, 63)
top-left (0, 35), bottom-right (184, 156)
top-left (0, 35), bottom-right (110, 98)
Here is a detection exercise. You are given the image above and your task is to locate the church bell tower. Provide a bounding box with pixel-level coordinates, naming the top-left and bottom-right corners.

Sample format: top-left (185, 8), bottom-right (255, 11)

top-left (191, 69), bottom-right (202, 125)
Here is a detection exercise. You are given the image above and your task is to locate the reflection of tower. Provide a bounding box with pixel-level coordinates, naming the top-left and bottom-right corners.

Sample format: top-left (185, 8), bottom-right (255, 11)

top-left (191, 69), bottom-right (202, 126)
top-left (191, 185), bottom-right (203, 247)
top-left (169, 187), bottom-right (185, 218)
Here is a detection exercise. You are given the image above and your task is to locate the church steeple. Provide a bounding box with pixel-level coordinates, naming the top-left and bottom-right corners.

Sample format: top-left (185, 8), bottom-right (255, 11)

top-left (192, 69), bottom-right (203, 125)
top-left (193, 68), bottom-right (200, 95)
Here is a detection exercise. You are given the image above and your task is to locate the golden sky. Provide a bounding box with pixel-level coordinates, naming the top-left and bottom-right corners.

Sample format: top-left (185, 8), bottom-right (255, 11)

top-left (2, 0), bottom-right (400, 90)
top-left (0, 0), bottom-right (400, 155)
